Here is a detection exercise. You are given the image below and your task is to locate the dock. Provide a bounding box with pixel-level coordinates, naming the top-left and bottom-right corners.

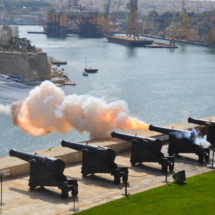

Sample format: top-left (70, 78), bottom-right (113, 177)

top-left (27, 31), bottom-right (46, 34)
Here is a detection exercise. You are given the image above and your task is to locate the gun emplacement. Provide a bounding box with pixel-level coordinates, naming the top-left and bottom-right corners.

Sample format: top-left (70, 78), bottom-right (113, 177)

top-left (9, 149), bottom-right (78, 199)
top-left (149, 125), bottom-right (210, 163)
top-left (61, 140), bottom-right (128, 185)
top-left (111, 131), bottom-right (174, 172)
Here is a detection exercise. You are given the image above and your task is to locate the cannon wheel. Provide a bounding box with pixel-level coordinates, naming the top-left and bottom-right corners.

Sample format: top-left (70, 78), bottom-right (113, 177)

top-left (205, 154), bottom-right (209, 162)
top-left (114, 177), bottom-right (120, 185)
top-left (123, 175), bottom-right (128, 183)
top-left (72, 188), bottom-right (78, 197)
top-left (169, 164), bottom-right (174, 172)
top-left (61, 190), bottom-right (69, 199)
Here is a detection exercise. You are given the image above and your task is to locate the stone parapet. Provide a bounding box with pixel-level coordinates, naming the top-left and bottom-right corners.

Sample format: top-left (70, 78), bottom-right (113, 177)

top-left (0, 51), bottom-right (51, 81)
top-left (0, 116), bottom-right (215, 178)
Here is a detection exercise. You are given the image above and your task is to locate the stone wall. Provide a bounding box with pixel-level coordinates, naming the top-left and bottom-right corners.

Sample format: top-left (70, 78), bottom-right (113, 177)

top-left (0, 51), bottom-right (51, 81)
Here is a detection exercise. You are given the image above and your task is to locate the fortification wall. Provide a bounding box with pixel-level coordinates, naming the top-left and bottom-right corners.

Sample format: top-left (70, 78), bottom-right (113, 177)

top-left (0, 51), bottom-right (51, 81)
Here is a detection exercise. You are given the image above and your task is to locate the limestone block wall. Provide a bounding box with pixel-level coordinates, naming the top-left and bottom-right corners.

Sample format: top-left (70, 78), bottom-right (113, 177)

top-left (0, 51), bottom-right (51, 81)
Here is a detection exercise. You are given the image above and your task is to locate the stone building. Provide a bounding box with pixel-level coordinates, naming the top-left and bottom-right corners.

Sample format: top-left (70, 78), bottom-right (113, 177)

top-left (0, 50), bottom-right (51, 81)
top-left (0, 25), bottom-right (18, 43)
top-left (0, 25), bottom-right (12, 43)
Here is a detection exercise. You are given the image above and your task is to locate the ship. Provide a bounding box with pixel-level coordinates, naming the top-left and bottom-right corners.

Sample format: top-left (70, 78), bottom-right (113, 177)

top-left (12, 17), bottom-right (35, 25)
top-left (106, 35), bottom-right (154, 47)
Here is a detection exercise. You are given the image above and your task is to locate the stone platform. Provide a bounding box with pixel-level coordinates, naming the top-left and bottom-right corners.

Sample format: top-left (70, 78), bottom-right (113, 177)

top-left (0, 116), bottom-right (215, 214)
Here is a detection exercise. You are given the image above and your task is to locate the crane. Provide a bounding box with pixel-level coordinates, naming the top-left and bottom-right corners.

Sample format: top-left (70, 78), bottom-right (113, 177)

top-left (126, 0), bottom-right (139, 38)
top-left (38, 8), bottom-right (43, 24)
top-left (178, 0), bottom-right (190, 41)
top-left (208, 8), bottom-right (215, 44)
top-left (102, 0), bottom-right (111, 35)
top-left (111, 0), bottom-right (122, 29)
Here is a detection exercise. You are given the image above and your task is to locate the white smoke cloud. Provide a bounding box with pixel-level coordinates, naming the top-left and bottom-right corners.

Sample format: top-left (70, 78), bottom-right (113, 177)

top-left (173, 127), bottom-right (210, 148)
top-left (5, 81), bottom-right (148, 139)
top-left (0, 104), bottom-right (11, 116)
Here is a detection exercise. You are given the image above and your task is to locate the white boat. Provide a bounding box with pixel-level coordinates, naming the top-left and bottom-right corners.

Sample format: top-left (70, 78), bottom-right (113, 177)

top-left (0, 74), bottom-right (11, 81)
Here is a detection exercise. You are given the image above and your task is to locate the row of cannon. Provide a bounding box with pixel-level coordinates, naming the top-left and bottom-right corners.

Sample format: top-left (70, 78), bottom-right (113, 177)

top-left (9, 117), bottom-right (215, 199)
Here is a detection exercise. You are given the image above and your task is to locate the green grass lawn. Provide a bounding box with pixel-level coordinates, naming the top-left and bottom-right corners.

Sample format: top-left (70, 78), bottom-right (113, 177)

top-left (77, 170), bottom-right (215, 215)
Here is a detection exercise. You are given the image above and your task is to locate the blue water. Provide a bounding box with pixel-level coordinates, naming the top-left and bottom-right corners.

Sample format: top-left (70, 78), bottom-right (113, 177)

top-left (0, 25), bottom-right (215, 157)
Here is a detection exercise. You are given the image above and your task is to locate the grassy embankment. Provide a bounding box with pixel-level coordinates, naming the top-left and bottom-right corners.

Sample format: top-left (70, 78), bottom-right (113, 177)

top-left (77, 170), bottom-right (215, 215)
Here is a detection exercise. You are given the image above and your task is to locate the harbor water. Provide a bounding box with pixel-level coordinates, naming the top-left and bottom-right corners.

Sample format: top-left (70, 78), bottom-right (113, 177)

top-left (0, 25), bottom-right (215, 157)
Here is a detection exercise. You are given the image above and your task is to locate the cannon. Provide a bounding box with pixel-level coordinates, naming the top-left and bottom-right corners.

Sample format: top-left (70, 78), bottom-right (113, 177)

top-left (111, 131), bottom-right (174, 172)
top-left (149, 125), bottom-right (210, 163)
top-left (61, 140), bottom-right (128, 185)
top-left (188, 117), bottom-right (215, 146)
top-left (9, 149), bottom-right (78, 199)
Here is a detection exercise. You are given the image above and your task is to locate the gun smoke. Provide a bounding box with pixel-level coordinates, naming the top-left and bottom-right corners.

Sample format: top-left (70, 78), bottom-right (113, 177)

top-left (172, 127), bottom-right (210, 148)
top-left (0, 81), bottom-right (149, 139)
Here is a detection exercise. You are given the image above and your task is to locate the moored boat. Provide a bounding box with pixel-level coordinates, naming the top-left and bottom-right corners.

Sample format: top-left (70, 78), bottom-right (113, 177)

top-left (84, 58), bottom-right (98, 73)
top-left (84, 68), bottom-right (98, 73)
top-left (82, 72), bottom-right (88, 76)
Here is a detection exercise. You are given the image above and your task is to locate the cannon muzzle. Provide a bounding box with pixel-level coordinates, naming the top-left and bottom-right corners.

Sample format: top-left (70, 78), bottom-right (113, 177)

top-left (188, 117), bottom-right (215, 126)
top-left (61, 140), bottom-right (116, 163)
top-left (9, 149), bottom-right (34, 162)
top-left (9, 149), bottom-right (65, 176)
top-left (149, 125), bottom-right (189, 135)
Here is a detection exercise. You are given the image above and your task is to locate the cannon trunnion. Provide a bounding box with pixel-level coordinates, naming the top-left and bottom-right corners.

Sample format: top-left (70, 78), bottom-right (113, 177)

top-left (149, 125), bottom-right (210, 164)
top-left (111, 132), bottom-right (175, 173)
top-left (61, 140), bottom-right (128, 185)
top-left (188, 117), bottom-right (215, 146)
top-left (9, 149), bottom-right (78, 199)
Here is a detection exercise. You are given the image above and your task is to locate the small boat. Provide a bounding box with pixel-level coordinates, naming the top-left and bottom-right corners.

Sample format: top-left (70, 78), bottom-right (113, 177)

top-left (82, 72), bottom-right (88, 76)
top-left (85, 68), bottom-right (98, 73)
top-left (85, 58), bottom-right (98, 73)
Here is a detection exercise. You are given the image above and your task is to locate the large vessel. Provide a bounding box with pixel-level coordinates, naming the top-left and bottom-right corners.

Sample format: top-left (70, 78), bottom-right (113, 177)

top-left (106, 35), bottom-right (178, 48)
top-left (106, 36), bottom-right (154, 47)
top-left (12, 17), bottom-right (35, 25)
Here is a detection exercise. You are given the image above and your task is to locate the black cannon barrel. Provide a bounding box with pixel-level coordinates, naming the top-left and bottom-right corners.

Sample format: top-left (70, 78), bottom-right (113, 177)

top-left (149, 125), bottom-right (189, 135)
top-left (9, 149), bottom-right (65, 175)
top-left (61, 140), bottom-right (102, 153)
top-left (188, 117), bottom-right (215, 126)
top-left (61, 140), bottom-right (116, 162)
top-left (111, 131), bottom-right (154, 142)
top-left (111, 131), bottom-right (163, 152)
top-left (10, 149), bottom-right (47, 162)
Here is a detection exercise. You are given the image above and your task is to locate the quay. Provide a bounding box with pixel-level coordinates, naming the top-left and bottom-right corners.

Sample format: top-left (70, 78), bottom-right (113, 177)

top-left (27, 31), bottom-right (46, 34)
top-left (141, 34), bottom-right (215, 48)
top-left (0, 116), bottom-right (214, 214)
